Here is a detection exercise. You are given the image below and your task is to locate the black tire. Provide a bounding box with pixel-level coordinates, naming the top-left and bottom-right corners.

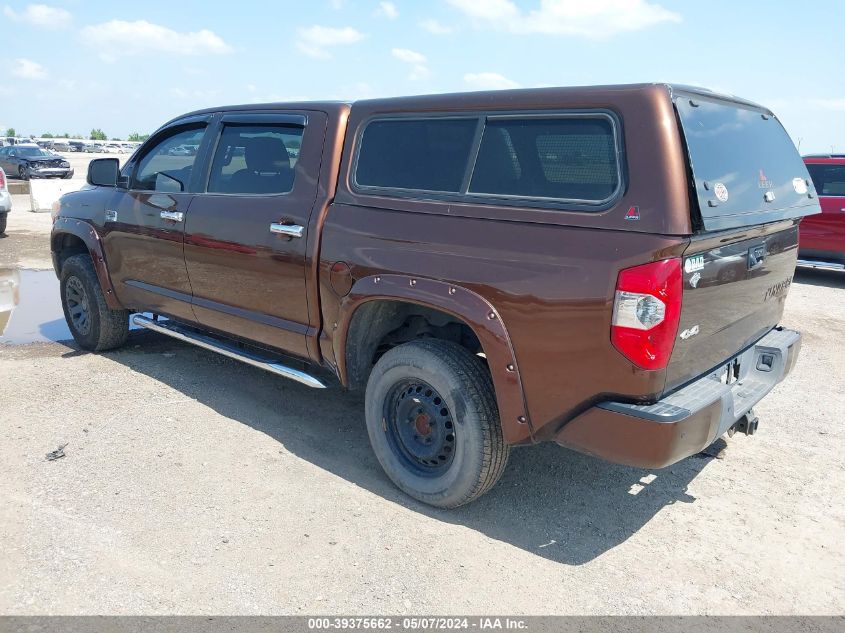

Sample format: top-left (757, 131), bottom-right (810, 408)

top-left (60, 254), bottom-right (129, 351)
top-left (0, 213), bottom-right (6, 235)
top-left (365, 339), bottom-right (509, 508)
top-left (18, 165), bottom-right (29, 181)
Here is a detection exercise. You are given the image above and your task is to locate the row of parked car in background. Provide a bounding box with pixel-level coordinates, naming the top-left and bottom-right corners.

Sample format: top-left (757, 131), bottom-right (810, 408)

top-left (1, 137), bottom-right (140, 154)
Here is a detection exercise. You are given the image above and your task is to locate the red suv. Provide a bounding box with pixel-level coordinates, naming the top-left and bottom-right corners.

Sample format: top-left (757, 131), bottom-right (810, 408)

top-left (800, 155), bottom-right (845, 269)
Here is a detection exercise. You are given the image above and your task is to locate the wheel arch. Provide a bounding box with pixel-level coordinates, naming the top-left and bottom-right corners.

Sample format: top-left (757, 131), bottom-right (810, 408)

top-left (51, 218), bottom-right (122, 310)
top-left (336, 274), bottom-right (533, 444)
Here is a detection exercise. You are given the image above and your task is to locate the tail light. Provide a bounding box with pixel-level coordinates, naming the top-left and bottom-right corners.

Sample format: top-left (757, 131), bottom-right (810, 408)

top-left (0, 169), bottom-right (6, 190)
top-left (611, 258), bottom-right (682, 370)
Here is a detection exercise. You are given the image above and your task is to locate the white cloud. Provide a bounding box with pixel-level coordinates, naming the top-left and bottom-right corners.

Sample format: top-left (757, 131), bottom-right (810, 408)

top-left (81, 20), bottom-right (232, 61)
top-left (449, 0), bottom-right (517, 20)
top-left (296, 25), bottom-right (364, 59)
top-left (3, 3), bottom-right (71, 29)
top-left (375, 1), bottom-right (399, 19)
top-left (392, 48), bottom-right (430, 81)
top-left (463, 72), bottom-right (520, 90)
top-left (419, 18), bottom-right (454, 35)
top-left (447, 0), bottom-right (681, 39)
top-left (12, 58), bottom-right (48, 79)
top-left (391, 48), bottom-right (426, 65)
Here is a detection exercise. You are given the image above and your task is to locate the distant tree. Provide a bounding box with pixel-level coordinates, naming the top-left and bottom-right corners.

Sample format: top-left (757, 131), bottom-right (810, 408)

top-left (42, 132), bottom-right (54, 138)
top-left (127, 132), bottom-right (150, 142)
top-left (61, 132), bottom-right (70, 138)
top-left (4, 127), bottom-right (15, 137)
top-left (90, 128), bottom-right (107, 141)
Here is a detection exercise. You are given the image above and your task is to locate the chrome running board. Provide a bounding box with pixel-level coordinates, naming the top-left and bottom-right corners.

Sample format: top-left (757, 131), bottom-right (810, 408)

top-left (796, 259), bottom-right (845, 271)
top-left (131, 315), bottom-right (327, 389)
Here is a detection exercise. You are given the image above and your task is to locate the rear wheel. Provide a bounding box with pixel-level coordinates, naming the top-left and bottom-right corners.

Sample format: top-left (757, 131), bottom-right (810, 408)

top-left (0, 214), bottom-right (6, 234)
top-left (365, 339), bottom-right (509, 508)
top-left (60, 254), bottom-right (129, 351)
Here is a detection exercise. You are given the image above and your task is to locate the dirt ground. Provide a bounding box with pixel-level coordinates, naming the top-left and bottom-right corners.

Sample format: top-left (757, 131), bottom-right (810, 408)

top-left (0, 204), bottom-right (843, 615)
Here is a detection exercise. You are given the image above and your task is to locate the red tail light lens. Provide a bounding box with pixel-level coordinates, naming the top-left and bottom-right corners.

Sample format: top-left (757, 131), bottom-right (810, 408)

top-left (0, 168), bottom-right (6, 190)
top-left (611, 258), bottom-right (682, 370)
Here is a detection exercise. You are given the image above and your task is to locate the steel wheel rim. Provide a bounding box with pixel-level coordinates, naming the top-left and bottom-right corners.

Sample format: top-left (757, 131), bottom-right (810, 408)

top-left (384, 379), bottom-right (456, 476)
top-left (65, 276), bottom-right (91, 335)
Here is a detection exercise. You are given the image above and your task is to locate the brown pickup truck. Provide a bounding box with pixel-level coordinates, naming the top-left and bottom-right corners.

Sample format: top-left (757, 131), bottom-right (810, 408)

top-left (51, 84), bottom-right (819, 507)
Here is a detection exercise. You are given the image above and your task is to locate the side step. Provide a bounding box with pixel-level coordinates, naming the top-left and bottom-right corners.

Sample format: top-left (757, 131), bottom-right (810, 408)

top-left (796, 259), bottom-right (845, 271)
top-left (131, 315), bottom-right (327, 389)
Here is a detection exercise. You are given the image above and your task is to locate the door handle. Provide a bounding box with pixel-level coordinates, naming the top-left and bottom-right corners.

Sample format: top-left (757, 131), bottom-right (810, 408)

top-left (160, 210), bottom-right (184, 222)
top-left (269, 223), bottom-right (304, 238)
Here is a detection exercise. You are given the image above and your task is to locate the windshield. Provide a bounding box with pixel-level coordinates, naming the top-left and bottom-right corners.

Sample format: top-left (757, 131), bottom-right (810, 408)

top-left (675, 94), bottom-right (819, 231)
top-left (805, 163), bottom-right (845, 196)
top-left (17, 147), bottom-right (51, 158)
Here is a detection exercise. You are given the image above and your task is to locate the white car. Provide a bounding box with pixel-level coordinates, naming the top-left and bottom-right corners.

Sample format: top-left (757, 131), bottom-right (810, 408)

top-left (0, 167), bottom-right (11, 234)
top-left (0, 268), bottom-right (20, 336)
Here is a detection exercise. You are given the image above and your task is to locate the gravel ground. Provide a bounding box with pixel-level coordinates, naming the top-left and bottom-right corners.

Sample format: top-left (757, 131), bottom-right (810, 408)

top-left (0, 209), bottom-right (843, 615)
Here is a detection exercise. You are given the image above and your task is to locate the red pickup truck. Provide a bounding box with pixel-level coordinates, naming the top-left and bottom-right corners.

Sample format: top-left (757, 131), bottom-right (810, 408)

top-left (800, 155), bottom-right (845, 269)
top-left (51, 84), bottom-right (817, 507)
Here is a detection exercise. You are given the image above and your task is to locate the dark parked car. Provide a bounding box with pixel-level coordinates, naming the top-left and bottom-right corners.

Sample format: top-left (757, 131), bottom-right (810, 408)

top-left (0, 144), bottom-right (73, 180)
top-left (51, 84), bottom-right (817, 507)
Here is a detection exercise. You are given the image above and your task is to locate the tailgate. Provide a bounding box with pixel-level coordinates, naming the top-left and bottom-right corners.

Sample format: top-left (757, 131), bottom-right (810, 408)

top-left (664, 89), bottom-right (819, 391)
top-left (666, 222), bottom-right (798, 391)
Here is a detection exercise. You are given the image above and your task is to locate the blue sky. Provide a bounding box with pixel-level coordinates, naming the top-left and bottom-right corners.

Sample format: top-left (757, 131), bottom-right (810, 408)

top-left (0, 0), bottom-right (842, 152)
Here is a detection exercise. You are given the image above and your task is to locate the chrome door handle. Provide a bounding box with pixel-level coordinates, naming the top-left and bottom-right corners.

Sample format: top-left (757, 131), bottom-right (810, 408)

top-left (270, 223), bottom-right (304, 238)
top-left (160, 210), bottom-right (184, 222)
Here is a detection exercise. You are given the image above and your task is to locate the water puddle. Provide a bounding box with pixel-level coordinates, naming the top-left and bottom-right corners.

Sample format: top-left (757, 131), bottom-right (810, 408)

top-left (1, 268), bottom-right (72, 344)
top-left (1, 268), bottom-right (150, 345)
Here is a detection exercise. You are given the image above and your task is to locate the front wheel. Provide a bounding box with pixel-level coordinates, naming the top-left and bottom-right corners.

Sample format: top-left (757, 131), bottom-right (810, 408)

top-left (60, 254), bottom-right (129, 351)
top-left (365, 339), bottom-right (510, 508)
top-left (18, 165), bottom-right (29, 181)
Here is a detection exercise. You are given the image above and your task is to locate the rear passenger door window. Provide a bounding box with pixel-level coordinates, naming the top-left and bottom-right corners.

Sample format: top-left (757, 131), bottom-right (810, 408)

top-left (208, 123), bottom-right (304, 195)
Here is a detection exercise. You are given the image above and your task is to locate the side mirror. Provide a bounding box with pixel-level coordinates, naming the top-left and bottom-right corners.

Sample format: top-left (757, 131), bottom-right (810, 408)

top-left (87, 158), bottom-right (120, 187)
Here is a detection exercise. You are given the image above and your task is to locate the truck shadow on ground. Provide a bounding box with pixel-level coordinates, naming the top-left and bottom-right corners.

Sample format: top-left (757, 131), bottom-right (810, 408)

top-left (794, 268), bottom-right (845, 289)
top-left (97, 330), bottom-right (720, 566)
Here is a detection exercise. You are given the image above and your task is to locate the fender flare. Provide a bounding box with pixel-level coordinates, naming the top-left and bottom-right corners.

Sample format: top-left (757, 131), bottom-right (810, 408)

top-left (336, 274), bottom-right (533, 444)
top-left (51, 217), bottom-right (122, 310)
